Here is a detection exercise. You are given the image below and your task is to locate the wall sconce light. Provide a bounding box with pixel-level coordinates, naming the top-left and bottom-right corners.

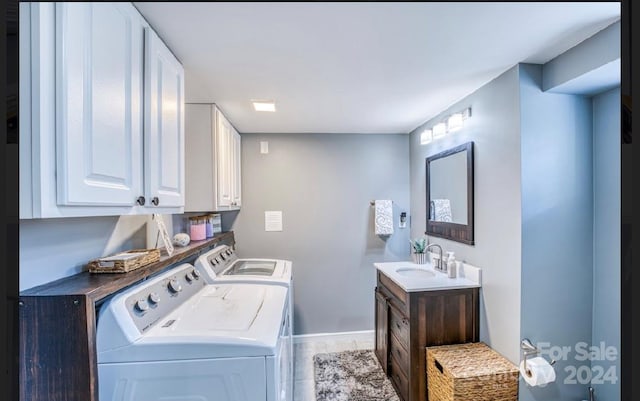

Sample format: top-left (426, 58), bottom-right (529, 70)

top-left (447, 113), bottom-right (464, 132)
top-left (419, 107), bottom-right (471, 145)
top-left (432, 122), bottom-right (447, 138)
top-left (420, 129), bottom-right (433, 145)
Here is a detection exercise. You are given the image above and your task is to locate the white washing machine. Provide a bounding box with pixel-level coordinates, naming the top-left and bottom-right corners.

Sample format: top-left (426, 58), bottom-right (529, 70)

top-left (194, 244), bottom-right (292, 287)
top-left (96, 263), bottom-right (292, 401)
top-left (194, 245), bottom-right (294, 399)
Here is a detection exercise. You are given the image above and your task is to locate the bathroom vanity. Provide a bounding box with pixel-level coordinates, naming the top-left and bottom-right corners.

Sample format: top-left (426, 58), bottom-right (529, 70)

top-left (373, 261), bottom-right (481, 401)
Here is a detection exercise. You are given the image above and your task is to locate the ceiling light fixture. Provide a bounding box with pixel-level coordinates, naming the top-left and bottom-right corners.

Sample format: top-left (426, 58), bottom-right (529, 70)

top-left (252, 100), bottom-right (276, 112)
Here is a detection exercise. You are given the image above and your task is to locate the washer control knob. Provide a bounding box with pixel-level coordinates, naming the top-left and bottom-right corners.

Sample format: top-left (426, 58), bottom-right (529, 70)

top-left (148, 292), bottom-right (160, 304)
top-left (185, 272), bottom-right (194, 282)
top-left (168, 279), bottom-right (182, 293)
top-left (135, 299), bottom-right (149, 312)
top-left (214, 257), bottom-right (221, 263)
top-left (219, 254), bottom-right (226, 261)
top-left (192, 269), bottom-right (201, 279)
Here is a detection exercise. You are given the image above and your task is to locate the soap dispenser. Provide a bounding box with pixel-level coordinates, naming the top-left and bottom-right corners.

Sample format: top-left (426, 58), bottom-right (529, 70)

top-left (447, 252), bottom-right (457, 278)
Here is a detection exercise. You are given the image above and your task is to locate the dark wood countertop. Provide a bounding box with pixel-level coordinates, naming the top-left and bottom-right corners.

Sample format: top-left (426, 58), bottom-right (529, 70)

top-left (20, 231), bottom-right (235, 302)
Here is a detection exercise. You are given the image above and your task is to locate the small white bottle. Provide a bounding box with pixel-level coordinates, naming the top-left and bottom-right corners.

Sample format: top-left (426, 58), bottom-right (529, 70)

top-left (447, 252), bottom-right (457, 278)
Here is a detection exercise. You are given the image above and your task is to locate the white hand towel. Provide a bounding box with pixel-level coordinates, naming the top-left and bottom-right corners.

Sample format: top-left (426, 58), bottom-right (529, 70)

top-left (432, 199), bottom-right (452, 222)
top-left (374, 200), bottom-right (394, 235)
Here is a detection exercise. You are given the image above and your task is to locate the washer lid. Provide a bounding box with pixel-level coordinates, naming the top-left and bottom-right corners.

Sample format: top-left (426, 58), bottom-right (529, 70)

top-left (175, 285), bottom-right (267, 331)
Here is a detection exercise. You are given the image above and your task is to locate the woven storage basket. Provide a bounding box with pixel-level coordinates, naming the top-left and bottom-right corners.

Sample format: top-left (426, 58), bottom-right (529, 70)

top-left (87, 248), bottom-right (161, 273)
top-left (426, 342), bottom-right (519, 401)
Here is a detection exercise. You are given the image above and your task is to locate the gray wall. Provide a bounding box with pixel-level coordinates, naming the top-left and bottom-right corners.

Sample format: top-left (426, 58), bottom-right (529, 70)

top-left (519, 64), bottom-right (594, 401)
top-left (592, 87), bottom-right (620, 401)
top-left (543, 21), bottom-right (620, 94)
top-left (409, 66), bottom-right (523, 363)
top-left (20, 215), bottom-right (149, 290)
top-left (232, 133), bottom-right (410, 335)
top-left (21, 211), bottom-right (241, 291)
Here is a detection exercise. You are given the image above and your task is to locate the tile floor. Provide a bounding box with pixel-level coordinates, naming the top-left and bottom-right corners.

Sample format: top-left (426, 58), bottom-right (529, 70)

top-left (293, 332), bottom-right (375, 401)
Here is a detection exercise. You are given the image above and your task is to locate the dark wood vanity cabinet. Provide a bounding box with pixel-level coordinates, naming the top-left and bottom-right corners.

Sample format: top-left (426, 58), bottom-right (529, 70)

top-left (374, 271), bottom-right (479, 401)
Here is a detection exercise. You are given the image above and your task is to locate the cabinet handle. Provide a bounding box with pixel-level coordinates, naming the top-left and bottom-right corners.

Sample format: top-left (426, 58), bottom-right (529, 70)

top-left (136, 196), bottom-right (146, 206)
top-left (151, 197), bottom-right (159, 206)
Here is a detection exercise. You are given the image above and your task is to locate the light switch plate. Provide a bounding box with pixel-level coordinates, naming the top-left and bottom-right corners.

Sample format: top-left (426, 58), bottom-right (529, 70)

top-left (260, 141), bottom-right (269, 154)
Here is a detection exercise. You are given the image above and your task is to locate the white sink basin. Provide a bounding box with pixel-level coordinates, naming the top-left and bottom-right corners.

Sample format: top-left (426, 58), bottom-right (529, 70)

top-left (395, 268), bottom-right (436, 278)
top-left (375, 261), bottom-right (481, 292)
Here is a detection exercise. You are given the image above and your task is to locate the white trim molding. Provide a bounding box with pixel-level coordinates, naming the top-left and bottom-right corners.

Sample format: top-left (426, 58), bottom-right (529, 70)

top-left (293, 330), bottom-right (374, 344)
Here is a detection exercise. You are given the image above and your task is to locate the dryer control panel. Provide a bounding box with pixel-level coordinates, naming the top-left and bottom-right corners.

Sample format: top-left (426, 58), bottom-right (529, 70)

top-left (205, 245), bottom-right (239, 275)
top-left (124, 263), bottom-right (206, 333)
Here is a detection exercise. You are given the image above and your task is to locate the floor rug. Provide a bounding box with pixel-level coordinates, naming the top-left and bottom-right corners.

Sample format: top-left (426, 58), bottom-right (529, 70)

top-left (313, 349), bottom-right (400, 401)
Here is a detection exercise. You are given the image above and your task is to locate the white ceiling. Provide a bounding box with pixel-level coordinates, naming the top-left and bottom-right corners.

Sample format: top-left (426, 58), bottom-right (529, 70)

top-left (134, 2), bottom-right (620, 134)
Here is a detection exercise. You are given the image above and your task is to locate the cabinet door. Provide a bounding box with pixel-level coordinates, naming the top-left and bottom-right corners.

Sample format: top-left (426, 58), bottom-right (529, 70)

top-left (375, 289), bottom-right (389, 373)
top-left (55, 3), bottom-right (143, 206)
top-left (215, 110), bottom-right (233, 208)
top-left (231, 127), bottom-right (242, 207)
top-left (144, 28), bottom-right (185, 208)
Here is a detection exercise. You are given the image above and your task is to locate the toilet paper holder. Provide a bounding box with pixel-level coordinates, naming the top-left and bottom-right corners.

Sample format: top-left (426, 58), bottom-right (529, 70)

top-left (521, 338), bottom-right (556, 376)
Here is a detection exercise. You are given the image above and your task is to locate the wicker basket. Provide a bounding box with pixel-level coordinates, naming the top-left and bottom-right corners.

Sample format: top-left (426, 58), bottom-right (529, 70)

top-left (426, 342), bottom-right (519, 401)
top-left (87, 248), bottom-right (161, 273)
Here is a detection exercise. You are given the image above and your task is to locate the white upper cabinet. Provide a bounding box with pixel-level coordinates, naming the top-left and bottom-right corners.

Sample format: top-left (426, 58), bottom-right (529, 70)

top-left (20, 2), bottom-right (185, 218)
top-left (184, 104), bottom-right (241, 212)
top-left (215, 108), bottom-right (242, 209)
top-left (215, 110), bottom-right (233, 208)
top-left (231, 126), bottom-right (242, 208)
top-left (144, 28), bottom-right (185, 208)
top-left (184, 104), bottom-right (215, 212)
top-left (55, 3), bottom-right (144, 207)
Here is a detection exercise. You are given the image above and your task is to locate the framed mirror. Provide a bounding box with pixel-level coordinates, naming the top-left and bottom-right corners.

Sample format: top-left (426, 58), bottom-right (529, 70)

top-left (425, 141), bottom-right (474, 245)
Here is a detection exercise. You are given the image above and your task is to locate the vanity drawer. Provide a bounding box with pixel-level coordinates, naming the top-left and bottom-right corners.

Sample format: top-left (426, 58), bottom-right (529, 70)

top-left (389, 330), bottom-right (409, 376)
top-left (389, 353), bottom-right (409, 401)
top-left (378, 271), bottom-right (409, 312)
top-left (389, 302), bottom-right (410, 348)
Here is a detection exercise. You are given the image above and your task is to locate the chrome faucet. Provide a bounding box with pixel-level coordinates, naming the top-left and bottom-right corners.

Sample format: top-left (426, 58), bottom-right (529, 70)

top-left (425, 243), bottom-right (444, 271)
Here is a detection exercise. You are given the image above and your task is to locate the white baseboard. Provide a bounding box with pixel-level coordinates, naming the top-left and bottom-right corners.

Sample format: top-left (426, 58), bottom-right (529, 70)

top-left (293, 330), bottom-right (374, 343)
